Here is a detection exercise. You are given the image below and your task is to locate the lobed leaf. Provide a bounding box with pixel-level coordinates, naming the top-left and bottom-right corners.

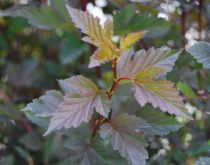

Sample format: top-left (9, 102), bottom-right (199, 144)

top-left (111, 85), bottom-right (182, 136)
top-left (45, 76), bottom-right (110, 135)
top-left (100, 113), bottom-right (149, 165)
top-left (117, 47), bottom-right (180, 79)
top-left (187, 41), bottom-right (210, 69)
top-left (64, 125), bottom-right (108, 165)
top-left (23, 90), bottom-right (63, 117)
top-left (120, 32), bottom-right (146, 51)
top-left (67, 6), bottom-right (118, 67)
top-left (117, 47), bottom-right (190, 118)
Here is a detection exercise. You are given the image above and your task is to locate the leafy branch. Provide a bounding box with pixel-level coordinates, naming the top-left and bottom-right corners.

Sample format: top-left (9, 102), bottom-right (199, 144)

top-left (21, 3), bottom-right (191, 165)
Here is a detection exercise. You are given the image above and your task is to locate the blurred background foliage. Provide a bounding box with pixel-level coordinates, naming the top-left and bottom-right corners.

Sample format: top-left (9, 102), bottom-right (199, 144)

top-left (0, 0), bottom-right (210, 165)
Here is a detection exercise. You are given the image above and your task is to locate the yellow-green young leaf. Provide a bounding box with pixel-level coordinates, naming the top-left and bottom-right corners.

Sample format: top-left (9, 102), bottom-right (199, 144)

top-left (120, 31), bottom-right (146, 51)
top-left (67, 6), bottom-right (118, 67)
top-left (117, 47), bottom-right (191, 118)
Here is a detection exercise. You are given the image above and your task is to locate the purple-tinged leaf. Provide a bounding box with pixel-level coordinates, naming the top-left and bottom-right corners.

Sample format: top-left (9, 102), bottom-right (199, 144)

top-left (45, 76), bottom-right (110, 135)
top-left (100, 113), bottom-right (149, 165)
top-left (117, 47), bottom-right (180, 79)
top-left (23, 90), bottom-right (63, 117)
top-left (117, 47), bottom-right (190, 118)
top-left (187, 41), bottom-right (210, 69)
top-left (63, 125), bottom-right (108, 165)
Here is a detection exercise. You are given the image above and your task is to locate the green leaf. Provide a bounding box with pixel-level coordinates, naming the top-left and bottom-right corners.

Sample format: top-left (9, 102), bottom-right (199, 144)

top-left (0, 0), bottom-right (72, 30)
top-left (44, 136), bottom-right (64, 163)
top-left (113, 4), bottom-right (168, 35)
top-left (187, 41), bottom-right (210, 69)
top-left (0, 33), bottom-right (8, 49)
top-left (177, 81), bottom-right (197, 98)
top-left (5, 60), bottom-right (39, 88)
top-left (59, 33), bottom-right (87, 65)
top-left (187, 143), bottom-right (210, 157)
top-left (14, 146), bottom-right (32, 163)
top-left (0, 155), bottom-right (14, 165)
top-left (19, 133), bottom-right (42, 151)
top-left (137, 105), bottom-right (183, 136)
top-left (0, 104), bottom-right (22, 121)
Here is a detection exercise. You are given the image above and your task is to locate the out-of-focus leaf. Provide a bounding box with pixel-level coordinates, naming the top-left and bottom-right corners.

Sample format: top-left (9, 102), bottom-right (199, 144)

top-left (0, 33), bottom-right (8, 49)
top-left (0, 104), bottom-right (22, 121)
top-left (100, 113), bottom-right (149, 165)
top-left (137, 105), bottom-right (182, 136)
top-left (67, 6), bottom-right (118, 67)
top-left (44, 60), bottom-right (65, 78)
top-left (5, 60), bottom-right (44, 88)
top-left (117, 47), bottom-right (190, 118)
top-left (113, 4), bottom-right (168, 35)
top-left (0, 0), bottom-right (72, 30)
top-left (0, 155), bottom-right (14, 165)
top-left (25, 111), bottom-right (49, 129)
top-left (187, 143), bottom-right (210, 157)
top-left (59, 33), bottom-right (87, 65)
top-left (44, 136), bottom-right (63, 163)
top-left (130, 0), bottom-right (151, 2)
top-left (7, 17), bottom-right (29, 38)
top-left (195, 157), bottom-right (210, 165)
top-left (23, 90), bottom-right (63, 117)
top-left (63, 125), bottom-right (108, 165)
top-left (188, 41), bottom-right (210, 69)
top-left (177, 81), bottom-right (197, 98)
top-left (14, 146), bottom-right (33, 163)
top-left (19, 132), bottom-right (42, 151)
top-left (45, 76), bottom-right (110, 135)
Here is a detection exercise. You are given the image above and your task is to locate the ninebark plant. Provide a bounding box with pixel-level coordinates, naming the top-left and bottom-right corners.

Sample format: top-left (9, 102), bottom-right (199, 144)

top-left (24, 5), bottom-right (191, 165)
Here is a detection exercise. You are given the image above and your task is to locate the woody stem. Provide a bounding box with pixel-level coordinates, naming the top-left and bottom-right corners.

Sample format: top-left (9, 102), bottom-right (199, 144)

top-left (90, 59), bottom-right (118, 143)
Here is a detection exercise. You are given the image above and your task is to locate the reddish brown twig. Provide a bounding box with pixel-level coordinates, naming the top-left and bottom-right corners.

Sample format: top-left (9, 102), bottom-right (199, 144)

top-left (181, 5), bottom-right (187, 50)
top-left (89, 59), bottom-right (119, 142)
top-left (81, 0), bottom-right (88, 10)
top-left (22, 119), bottom-right (33, 133)
top-left (198, 0), bottom-right (203, 40)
